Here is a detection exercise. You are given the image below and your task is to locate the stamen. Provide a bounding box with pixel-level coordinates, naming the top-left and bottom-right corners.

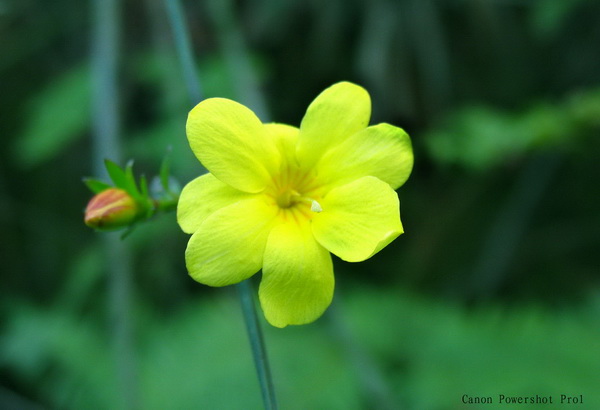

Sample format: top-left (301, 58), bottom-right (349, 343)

top-left (310, 200), bottom-right (323, 213)
top-left (275, 188), bottom-right (322, 213)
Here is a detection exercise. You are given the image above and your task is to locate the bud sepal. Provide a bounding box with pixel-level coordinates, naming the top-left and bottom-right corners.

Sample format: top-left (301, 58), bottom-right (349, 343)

top-left (83, 156), bottom-right (179, 233)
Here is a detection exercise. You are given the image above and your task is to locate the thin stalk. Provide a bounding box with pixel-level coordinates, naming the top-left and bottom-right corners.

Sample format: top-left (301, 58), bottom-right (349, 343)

top-left (469, 153), bottom-right (563, 296)
top-left (162, 1), bottom-right (277, 408)
top-left (91, 0), bottom-right (138, 408)
top-left (154, 195), bottom-right (180, 213)
top-left (237, 280), bottom-right (278, 410)
top-left (207, 0), bottom-right (269, 120)
top-left (164, 0), bottom-right (203, 104)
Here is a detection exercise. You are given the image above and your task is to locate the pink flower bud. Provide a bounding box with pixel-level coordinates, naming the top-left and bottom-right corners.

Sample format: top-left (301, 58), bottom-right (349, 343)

top-left (84, 188), bottom-right (139, 230)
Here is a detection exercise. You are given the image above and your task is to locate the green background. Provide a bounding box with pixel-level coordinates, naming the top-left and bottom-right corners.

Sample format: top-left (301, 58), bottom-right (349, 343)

top-left (1, 0), bottom-right (599, 408)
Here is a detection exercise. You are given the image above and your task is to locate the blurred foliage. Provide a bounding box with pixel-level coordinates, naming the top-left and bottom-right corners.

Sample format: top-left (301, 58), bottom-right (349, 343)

top-left (426, 87), bottom-right (600, 170)
top-left (1, 0), bottom-right (599, 408)
top-left (12, 65), bottom-right (91, 168)
top-left (2, 285), bottom-right (600, 408)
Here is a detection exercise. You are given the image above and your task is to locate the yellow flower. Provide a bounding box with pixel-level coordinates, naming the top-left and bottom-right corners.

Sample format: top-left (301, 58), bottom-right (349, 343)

top-left (177, 82), bottom-right (413, 327)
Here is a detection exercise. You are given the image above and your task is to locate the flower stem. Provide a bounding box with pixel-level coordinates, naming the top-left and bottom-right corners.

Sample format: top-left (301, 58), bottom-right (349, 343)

top-left (237, 280), bottom-right (278, 410)
top-left (154, 194), bottom-right (179, 213)
top-left (91, 0), bottom-right (138, 407)
top-left (206, 0), bottom-right (270, 120)
top-left (164, 0), bottom-right (203, 103)
top-left (468, 153), bottom-right (562, 296)
top-left (162, 1), bottom-right (278, 408)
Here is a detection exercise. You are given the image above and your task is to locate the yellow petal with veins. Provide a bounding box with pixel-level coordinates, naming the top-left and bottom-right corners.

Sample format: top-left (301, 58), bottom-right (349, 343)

top-left (259, 220), bottom-right (334, 327)
top-left (312, 176), bottom-right (403, 262)
top-left (296, 82), bottom-right (371, 168)
top-left (177, 173), bottom-right (252, 234)
top-left (317, 123), bottom-right (413, 190)
top-left (187, 98), bottom-right (280, 193)
top-left (185, 196), bottom-right (277, 286)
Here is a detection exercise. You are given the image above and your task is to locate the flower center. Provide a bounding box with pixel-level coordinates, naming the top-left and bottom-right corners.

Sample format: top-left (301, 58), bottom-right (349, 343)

top-left (267, 162), bottom-right (325, 221)
top-left (275, 189), bottom-right (322, 213)
top-left (275, 189), bottom-right (299, 209)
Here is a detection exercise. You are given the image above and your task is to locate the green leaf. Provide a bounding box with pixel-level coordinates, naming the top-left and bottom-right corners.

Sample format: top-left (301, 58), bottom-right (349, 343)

top-left (139, 174), bottom-right (149, 198)
top-left (138, 174), bottom-right (155, 219)
top-left (13, 64), bottom-right (91, 168)
top-left (83, 178), bottom-right (112, 194)
top-left (425, 87), bottom-right (600, 170)
top-left (104, 159), bottom-right (138, 197)
top-left (159, 148), bottom-right (172, 193)
top-left (124, 159), bottom-right (142, 199)
top-left (531, 0), bottom-right (585, 40)
top-left (104, 159), bottom-right (128, 188)
top-left (104, 159), bottom-right (153, 220)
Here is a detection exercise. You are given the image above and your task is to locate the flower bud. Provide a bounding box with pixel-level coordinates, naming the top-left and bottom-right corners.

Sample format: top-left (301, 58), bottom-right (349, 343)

top-left (84, 188), bottom-right (140, 230)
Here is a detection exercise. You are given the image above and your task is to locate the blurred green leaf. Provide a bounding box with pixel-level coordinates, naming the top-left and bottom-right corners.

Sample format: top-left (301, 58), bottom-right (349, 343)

top-left (104, 159), bottom-right (138, 196)
top-left (426, 87), bottom-right (600, 170)
top-left (139, 174), bottom-right (149, 198)
top-left (13, 64), bottom-right (91, 168)
top-left (567, 88), bottom-right (600, 128)
top-left (124, 160), bottom-right (143, 201)
top-left (159, 149), bottom-right (171, 194)
top-left (83, 178), bottom-right (112, 194)
top-left (104, 159), bottom-right (127, 187)
top-left (1, 305), bottom-right (118, 408)
top-left (196, 54), bottom-right (238, 100)
top-left (531, 0), bottom-right (586, 40)
top-left (426, 106), bottom-right (530, 170)
top-left (346, 286), bottom-right (600, 408)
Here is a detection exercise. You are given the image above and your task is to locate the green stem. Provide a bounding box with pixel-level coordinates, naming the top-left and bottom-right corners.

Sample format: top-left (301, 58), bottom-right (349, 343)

top-left (91, 0), bottom-right (138, 407)
top-left (207, 0), bottom-right (269, 120)
top-left (162, 1), bottom-right (278, 408)
top-left (154, 194), bottom-right (179, 213)
top-left (164, 0), bottom-right (202, 103)
top-left (237, 280), bottom-right (278, 410)
top-left (469, 153), bottom-right (562, 297)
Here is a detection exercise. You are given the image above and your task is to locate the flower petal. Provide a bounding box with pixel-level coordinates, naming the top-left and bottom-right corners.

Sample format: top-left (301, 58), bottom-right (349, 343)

top-left (185, 196), bottom-right (277, 286)
top-left (259, 221), bottom-right (334, 328)
top-left (264, 123), bottom-right (300, 167)
top-left (316, 123), bottom-right (413, 190)
top-left (312, 176), bottom-right (403, 262)
top-left (187, 98), bottom-right (280, 193)
top-left (296, 82), bottom-right (371, 168)
top-left (177, 173), bottom-right (252, 234)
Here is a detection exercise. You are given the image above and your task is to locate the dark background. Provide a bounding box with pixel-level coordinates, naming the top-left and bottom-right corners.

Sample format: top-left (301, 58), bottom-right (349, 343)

top-left (1, 0), bottom-right (599, 408)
